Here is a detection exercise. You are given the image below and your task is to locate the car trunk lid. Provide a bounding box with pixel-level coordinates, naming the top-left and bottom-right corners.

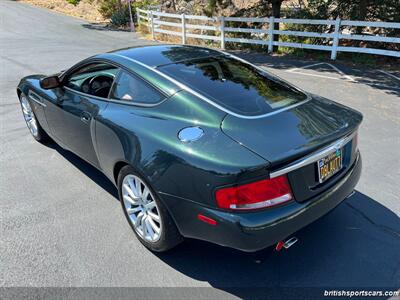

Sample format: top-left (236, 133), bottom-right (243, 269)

top-left (221, 96), bottom-right (362, 167)
top-left (221, 96), bottom-right (362, 202)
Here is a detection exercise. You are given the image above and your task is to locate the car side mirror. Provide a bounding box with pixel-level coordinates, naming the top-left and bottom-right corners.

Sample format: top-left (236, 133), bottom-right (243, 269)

top-left (40, 75), bottom-right (61, 89)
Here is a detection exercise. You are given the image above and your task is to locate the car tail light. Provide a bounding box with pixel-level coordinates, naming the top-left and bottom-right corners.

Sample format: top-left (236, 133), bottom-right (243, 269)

top-left (215, 175), bottom-right (293, 210)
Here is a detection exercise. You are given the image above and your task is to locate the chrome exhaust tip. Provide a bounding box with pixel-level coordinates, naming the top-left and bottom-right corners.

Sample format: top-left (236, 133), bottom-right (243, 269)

top-left (283, 237), bottom-right (298, 249)
top-left (275, 236), bottom-right (298, 251)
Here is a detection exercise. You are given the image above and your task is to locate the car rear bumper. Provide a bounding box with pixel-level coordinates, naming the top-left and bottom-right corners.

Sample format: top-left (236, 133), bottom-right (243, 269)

top-left (160, 152), bottom-right (362, 252)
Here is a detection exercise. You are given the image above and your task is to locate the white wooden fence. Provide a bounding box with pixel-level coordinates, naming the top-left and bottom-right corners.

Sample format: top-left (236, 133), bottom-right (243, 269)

top-left (137, 9), bottom-right (400, 60)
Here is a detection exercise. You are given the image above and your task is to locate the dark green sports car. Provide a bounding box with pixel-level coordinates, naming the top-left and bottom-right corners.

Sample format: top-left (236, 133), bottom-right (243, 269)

top-left (17, 45), bottom-right (362, 252)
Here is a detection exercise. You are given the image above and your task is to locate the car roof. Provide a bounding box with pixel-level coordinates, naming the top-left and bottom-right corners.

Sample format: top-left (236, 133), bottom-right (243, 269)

top-left (108, 44), bottom-right (222, 67)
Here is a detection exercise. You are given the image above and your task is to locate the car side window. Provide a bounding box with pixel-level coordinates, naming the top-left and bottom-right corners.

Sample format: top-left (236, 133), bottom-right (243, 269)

top-left (65, 63), bottom-right (118, 98)
top-left (110, 71), bottom-right (164, 104)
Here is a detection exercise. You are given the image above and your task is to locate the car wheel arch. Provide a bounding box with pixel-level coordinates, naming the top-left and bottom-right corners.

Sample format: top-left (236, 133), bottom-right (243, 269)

top-left (113, 161), bottom-right (129, 185)
top-left (113, 161), bottom-right (183, 233)
top-left (16, 88), bottom-right (22, 98)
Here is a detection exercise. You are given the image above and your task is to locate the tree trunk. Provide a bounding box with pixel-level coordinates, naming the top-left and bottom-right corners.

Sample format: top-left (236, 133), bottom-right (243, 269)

top-left (356, 0), bottom-right (368, 40)
top-left (271, 0), bottom-right (283, 51)
top-left (358, 0), bottom-right (368, 21)
top-left (355, 0), bottom-right (368, 47)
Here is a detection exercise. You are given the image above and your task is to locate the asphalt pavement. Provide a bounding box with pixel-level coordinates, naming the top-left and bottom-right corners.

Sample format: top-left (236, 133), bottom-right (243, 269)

top-left (1, 1), bottom-right (399, 298)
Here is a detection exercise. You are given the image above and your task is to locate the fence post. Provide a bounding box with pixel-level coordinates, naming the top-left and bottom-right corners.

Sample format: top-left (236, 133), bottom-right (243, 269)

top-left (331, 17), bottom-right (341, 60)
top-left (220, 16), bottom-right (225, 50)
top-left (181, 13), bottom-right (186, 45)
top-left (150, 11), bottom-right (155, 40)
top-left (268, 16), bottom-right (274, 53)
top-left (136, 10), bottom-right (140, 26)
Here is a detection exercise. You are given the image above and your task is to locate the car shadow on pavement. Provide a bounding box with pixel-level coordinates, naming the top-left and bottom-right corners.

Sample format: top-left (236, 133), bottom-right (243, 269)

top-left (46, 141), bottom-right (119, 200)
top-left (45, 141), bottom-right (399, 296)
top-left (155, 191), bottom-right (399, 296)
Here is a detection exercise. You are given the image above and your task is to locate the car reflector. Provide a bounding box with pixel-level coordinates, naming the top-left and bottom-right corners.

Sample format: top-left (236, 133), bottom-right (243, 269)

top-left (197, 214), bottom-right (217, 225)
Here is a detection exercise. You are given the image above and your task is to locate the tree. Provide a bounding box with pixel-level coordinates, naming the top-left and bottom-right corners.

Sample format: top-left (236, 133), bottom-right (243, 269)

top-left (271, 0), bottom-right (284, 18)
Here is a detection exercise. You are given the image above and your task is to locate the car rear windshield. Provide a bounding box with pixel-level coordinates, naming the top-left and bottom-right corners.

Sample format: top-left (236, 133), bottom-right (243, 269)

top-left (158, 56), bottom-right (307, 116)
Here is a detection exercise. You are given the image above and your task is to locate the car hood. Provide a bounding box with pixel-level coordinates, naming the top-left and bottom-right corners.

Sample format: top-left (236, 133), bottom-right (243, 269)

top-left (221, 95), bottom-right (363, 167)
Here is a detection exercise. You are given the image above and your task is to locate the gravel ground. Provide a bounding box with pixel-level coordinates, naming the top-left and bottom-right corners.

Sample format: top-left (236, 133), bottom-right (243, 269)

top-left (19, 0), bottom-right (106, 22)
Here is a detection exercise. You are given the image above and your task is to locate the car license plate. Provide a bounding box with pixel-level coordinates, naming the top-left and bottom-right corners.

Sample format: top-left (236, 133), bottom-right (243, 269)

top-left (317, 149), bottom-right (343, 183)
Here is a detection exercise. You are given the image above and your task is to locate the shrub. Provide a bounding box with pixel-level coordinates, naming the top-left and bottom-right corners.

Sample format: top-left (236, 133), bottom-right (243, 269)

top-left (110, 8), bottom-right (131, 27)
top-left (98, 0), bottom-right (158, 21)
top-left (67, 0), bottom-right (81, 5)
top-left (98, 0), bottom-right (123, 19)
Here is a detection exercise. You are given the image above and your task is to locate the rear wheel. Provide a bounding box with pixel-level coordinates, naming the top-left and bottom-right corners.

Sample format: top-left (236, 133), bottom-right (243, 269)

top-left (19, 93), bottom-right (49, 142)
top-left (118, 165), bottom-right (183, 252)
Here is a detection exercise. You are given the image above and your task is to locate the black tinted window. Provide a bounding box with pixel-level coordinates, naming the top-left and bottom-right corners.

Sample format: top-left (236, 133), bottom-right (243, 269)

top-left (111, 71), bottom-right (164, 104)
top-left (159, 56), bottom-right (307, 116)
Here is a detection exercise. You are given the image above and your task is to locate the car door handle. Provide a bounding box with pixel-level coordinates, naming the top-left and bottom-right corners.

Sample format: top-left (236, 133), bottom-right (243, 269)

top-left (80, 112), bottom-right (91, 123)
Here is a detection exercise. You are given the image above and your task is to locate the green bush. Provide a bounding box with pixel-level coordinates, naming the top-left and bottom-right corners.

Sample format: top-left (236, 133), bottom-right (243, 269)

top-left (98, 0), bottom-right (122, 19)
top-left (110, 8), bottom-right (131, 27)
top-left (66, 0), bottom-right (81, 5)
top-left (98, 0), bottom-right (158, 21)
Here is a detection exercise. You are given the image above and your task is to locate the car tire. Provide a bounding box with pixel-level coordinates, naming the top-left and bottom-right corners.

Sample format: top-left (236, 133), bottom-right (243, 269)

top-left (19, 93), bottom-right (50, 143)
top-left (118, 165), bottom-right (183, 252)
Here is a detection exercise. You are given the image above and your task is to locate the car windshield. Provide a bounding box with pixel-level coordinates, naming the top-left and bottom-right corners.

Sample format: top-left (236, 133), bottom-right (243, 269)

top-left (158, 56), bottom-right (307, 116)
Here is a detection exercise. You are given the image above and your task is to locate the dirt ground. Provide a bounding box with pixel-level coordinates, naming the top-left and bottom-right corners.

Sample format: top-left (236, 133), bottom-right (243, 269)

top-left (19, 0), bottom-right (106, 22)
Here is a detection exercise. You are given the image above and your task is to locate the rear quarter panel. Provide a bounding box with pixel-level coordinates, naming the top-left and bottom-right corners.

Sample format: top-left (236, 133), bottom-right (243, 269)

top-left (95, 91), bottom-right (269, 207)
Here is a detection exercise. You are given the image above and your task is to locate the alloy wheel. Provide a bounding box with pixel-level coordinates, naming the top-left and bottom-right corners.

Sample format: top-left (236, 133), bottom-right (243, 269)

top-left (20, 96), bottom-right (38, 137)
top-left (122, 174), bottom-right (162, 243)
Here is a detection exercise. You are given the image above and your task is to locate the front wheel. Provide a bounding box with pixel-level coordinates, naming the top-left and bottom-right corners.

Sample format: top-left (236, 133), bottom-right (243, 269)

top-left (19, 93), bottom-right (49, 142)
top-left (118, 165), bottom-right (183, 252)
